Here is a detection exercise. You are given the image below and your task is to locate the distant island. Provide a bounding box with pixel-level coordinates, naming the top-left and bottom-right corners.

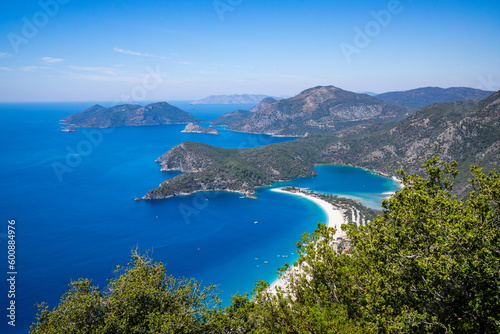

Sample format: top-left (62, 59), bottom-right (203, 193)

top-left (181, 123), bottom-right (220, 135)
top-left (61, 102), bottom-right (205, 128)
top-left (191, 94), bottom-right (277, 104)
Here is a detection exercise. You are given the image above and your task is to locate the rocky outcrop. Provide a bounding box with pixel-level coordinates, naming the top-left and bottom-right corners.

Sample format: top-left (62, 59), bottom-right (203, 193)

top-left (181, 123), bottom-right (220, 135)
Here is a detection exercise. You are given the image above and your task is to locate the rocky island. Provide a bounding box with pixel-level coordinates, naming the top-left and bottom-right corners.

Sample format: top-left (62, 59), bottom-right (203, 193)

top-left (61, 102), bottom-right (204, 128)
top-left (181, 123), bottom-right (220, 135)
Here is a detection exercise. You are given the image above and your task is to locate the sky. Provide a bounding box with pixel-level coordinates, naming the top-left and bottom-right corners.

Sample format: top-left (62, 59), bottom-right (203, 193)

top-left (0, 0), bottom-right (499, 102)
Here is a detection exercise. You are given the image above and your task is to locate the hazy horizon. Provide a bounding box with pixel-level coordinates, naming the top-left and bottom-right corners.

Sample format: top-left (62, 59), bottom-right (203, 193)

top-left (1, 0), bottom-right (499, 102)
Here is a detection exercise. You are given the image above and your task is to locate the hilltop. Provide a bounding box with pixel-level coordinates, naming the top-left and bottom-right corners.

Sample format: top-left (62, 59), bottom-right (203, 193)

top-left (376, 87), bottom-right (494, 109)
top-left (250, 97), bottom-right (278, 112)
top-left (61, 102), bottom-right (204, 128)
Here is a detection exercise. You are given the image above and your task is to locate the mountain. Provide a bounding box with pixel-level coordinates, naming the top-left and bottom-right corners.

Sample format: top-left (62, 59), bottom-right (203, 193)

top-left (181, 123), bottom-right (220, 135)
top-left (191, 94), bottom-right (275, 104)
top-left (210, 110), bottom-right (254, 127)
top-left (227, 86), bottom-right (410, 136)
top-left (250, 97), bottom-right (278, 112)
top-left (209, 97), bottom-right (278, 127)
top-left (142, 89), bottom-right (500, 200)
top-left (376, 87), bottom-right (494, 109)
top-left (61, 102), bottom-right (204, 128)
top-left (321, 93), bottom-right (500, 195)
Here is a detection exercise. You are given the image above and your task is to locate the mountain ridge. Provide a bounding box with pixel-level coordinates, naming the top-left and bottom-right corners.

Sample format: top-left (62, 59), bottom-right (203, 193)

top-left (142, 89), bottom-right (500, 200)
top-left (191, 94), bottom-right (276, 104)
top-left (227, 86), bottom-right (410, 136)
top-left (376, 87), bottom-right (494, 109)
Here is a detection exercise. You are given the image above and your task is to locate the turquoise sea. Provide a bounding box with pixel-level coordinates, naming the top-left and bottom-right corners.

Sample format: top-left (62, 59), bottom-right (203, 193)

top-left (0, 102), bottom-right (400, 333)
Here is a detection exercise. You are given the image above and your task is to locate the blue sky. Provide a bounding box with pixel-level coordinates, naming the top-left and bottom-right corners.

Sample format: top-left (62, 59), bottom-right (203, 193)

top-left (0, 0), bottom-right (499, 102)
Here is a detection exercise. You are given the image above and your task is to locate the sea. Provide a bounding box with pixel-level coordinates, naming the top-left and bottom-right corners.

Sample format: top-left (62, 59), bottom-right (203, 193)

top-left (0, 102), bottom-right (400, 333)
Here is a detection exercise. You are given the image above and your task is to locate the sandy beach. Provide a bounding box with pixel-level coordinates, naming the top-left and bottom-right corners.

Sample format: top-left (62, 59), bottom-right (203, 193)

top-left (270, 188), bottom-right (345, 238)
top-left (267, 188), bottom-right (346, 294)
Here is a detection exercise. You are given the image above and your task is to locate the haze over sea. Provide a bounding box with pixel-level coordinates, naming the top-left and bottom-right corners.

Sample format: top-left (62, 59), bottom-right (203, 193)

top-left (0, 102), bottom-right (400, 333)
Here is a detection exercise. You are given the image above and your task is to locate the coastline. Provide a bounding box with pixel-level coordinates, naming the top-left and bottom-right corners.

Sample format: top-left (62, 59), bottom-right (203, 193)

top-left (267, 188), bottom-right (346, 294)
top-left (269, 188), bottom-right (345, 238)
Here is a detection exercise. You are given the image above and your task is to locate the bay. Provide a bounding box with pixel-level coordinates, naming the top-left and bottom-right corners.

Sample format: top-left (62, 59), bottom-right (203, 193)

top-left (0, 102), bottom-right (399, 333)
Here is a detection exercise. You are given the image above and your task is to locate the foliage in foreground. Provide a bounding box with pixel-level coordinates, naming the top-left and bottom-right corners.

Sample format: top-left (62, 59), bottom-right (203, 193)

top-left (31, 158), bottom-right (500, 333)
top-left (30, 252), bottom-right (223, 334)
top-left (255, 158), bottom-right (500, 333)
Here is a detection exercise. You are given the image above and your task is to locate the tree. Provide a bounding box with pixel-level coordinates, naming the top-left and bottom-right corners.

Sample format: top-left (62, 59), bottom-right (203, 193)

top-left (30, 251), bottom-right (222, 334)
top-left (254, 158), bottom-right (500, 333)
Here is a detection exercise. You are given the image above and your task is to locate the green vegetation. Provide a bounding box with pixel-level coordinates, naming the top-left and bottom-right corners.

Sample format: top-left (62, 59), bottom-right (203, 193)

top-left (256, 158), bottom-right (500, 333)
top-left (33, 159), bottom-right (500, 333)
top-left (144, 140), bottom-right (322, 199)
top-left (30, 252), bottom-right (223, 334)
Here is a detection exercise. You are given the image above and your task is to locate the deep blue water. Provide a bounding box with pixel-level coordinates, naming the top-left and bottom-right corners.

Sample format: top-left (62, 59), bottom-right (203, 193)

top-left (0, 102), bottom-right (400, 333)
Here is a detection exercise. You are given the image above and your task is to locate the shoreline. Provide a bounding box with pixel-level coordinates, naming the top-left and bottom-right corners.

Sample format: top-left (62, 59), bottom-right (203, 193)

top-left (269, 188), bottom-right (345, 238)
top-left (267, 188), bottom-right (346, 294)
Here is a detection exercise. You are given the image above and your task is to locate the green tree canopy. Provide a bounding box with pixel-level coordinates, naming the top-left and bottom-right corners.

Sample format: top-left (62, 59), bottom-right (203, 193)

top-left (30, 251), bottom-right (222, 334)
top-left (254, 158), bottom-right (500, 333)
